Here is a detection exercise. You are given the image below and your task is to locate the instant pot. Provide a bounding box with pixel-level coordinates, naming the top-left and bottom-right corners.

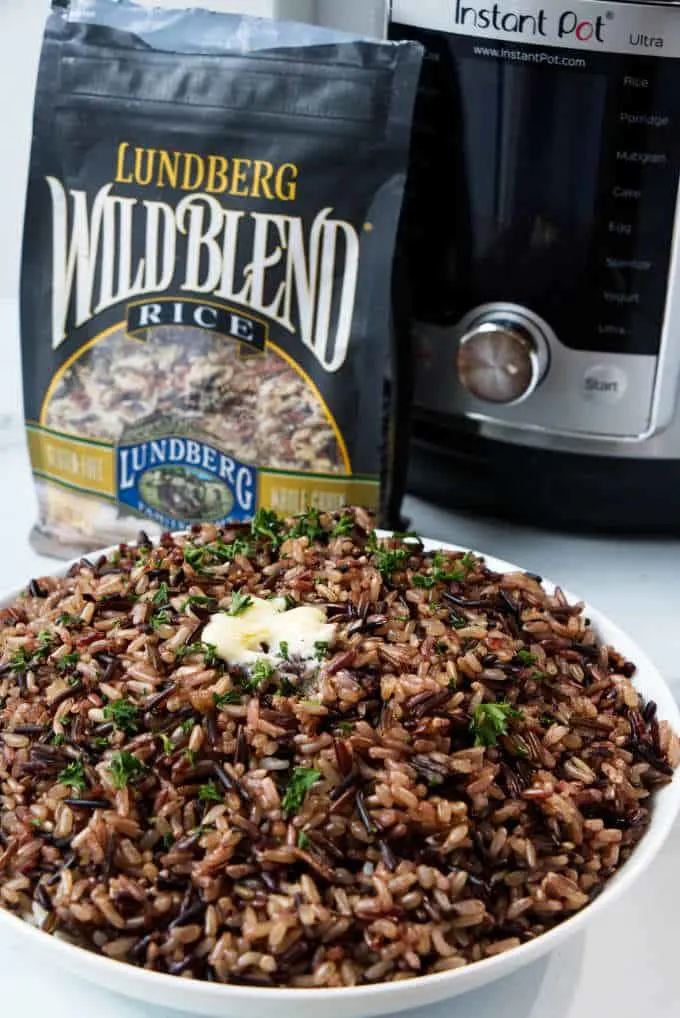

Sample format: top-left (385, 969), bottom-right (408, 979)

top-left (385, 0), bottom-right (680, 533)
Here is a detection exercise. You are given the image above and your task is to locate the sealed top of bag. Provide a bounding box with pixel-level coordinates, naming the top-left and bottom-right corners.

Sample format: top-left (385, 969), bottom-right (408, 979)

top-left (57, 0), bottom-right (376, 51)
top-left (52, 0), bottom-right (400, 60)
top-left (22, 0), bottom-right (422, 556)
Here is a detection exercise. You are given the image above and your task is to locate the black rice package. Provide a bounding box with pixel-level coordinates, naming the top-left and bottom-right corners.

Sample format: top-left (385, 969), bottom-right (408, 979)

top-left (21, 0), bottom-right (422, 557)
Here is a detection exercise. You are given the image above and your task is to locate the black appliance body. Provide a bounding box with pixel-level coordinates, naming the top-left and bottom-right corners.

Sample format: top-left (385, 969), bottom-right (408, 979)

top-left (389, 0), bottom-right (680, 532)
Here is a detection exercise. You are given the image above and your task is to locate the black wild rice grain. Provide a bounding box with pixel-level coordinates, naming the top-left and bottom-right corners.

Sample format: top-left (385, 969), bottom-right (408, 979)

top-left (379, 839), bottom-right (397, 872)
top-left (168, 900), bottom-right (205, 930)
top-left (213, 762), bottom-right (251, 803)
top-left (329, 771), bottom-right (357, 801)
top-left (49, 682), bottom-right (83, 708)
top-left (64, 799), bottom-right (111, 809)
top-left (355, 789), bottom-right (376, 834)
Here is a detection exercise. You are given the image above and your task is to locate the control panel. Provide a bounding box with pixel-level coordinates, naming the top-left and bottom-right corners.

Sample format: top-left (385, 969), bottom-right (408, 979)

top-left (392, 10), bottom-right (680, 441)
top-left (414, 303), bottom-right (657, 439)
top-left (594, 72), bottom-right (679, 359)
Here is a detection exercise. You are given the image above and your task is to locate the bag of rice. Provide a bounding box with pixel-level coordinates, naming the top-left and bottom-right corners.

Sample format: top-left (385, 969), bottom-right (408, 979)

top-left (21, 0), bottom-right (422, 557)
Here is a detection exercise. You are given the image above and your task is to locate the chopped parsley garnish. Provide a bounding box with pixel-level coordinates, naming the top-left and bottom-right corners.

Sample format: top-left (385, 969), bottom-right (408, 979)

top-left (314, 641), bottom-right (330, 661)
top-left (243, 659), bottom-right (275, 692)
top-left (297, 831), bottom-right (311, 849)
top-left (450, 613), bottom-right (467, 630)
top-left (160, 832), bottom-right (174, 851)
top-left (250, 508), bottom-right (284, 547)
top-left (372, 547), bottom-right (409, 580)
top-left (510, 739), bottom-right (530, 759)
top-left (109, 751), bottom-right (148, 789)
top-left (55, 613), bottom-right (83, 629)
top-left (9, 647), bottom-right (34, 673)
top-left (152, 582), bottom-right (170, 606)
top-left (461, 551), bottom-right (475, 571)
top-left (184, 545), bottom-right (209, 572)
top-left (200, 643), bottom-right (220, 668)
top-left (149, 610), bottom-right (172, 631)
top-left (7, 633), bottom-right (54, 674)
top-left (56, 651), bottom-right (80, 673)
top-left (412, 551), bottom-right (474, 589)
top-left (366, 530), bottom-right (379, 553)
top-left (184, 749), bottom-right (196, 766)
top-left (331, 514), bottom-right (354, 538)
top-left (92, 736), bottom-right (111, 750)
top-left (180, 718), bottom-right (195, 735)
top-left (435, 641), bottom-right (447, 656)
top-left (516, 649), bottom-right (537, 665)
top-left (36, 631), bottom-right (55, 658)
top-left (58, 758), bottom-right (87, 791)
top-left (181, 595), bottom-right (217, 611)
top-left (338, 721), bottom-right (354, 735)
top-left (278, 641), bottom-right (290, 661)
top-left (281, 767), bottom-right (322, 818)
top-left (470, 702), bottom-right (524, 748)
top-left (198, 781), bottom-right (222, 803)
top-left (540, 713), bottom-right (555, 727)
top-left (177, 642), bottom-right (220, 668)
top-left (210, 537), bottom-right (253, 562)
top-left (213, 690), bottom-right (242, 708)
top-left (103, 698), bottom-right (140, 735)
top-left (411, 575), bottom-right (436, 589)
top-left (51, 732), bottom-right (65, 747)
top-left (287, 507), bottom-right (325, 543)
top-left (367, 530), bottom-right (423, 580)
top-left (228, 589), bottom-right (253, 617)
top-left (159, 732), bottom-right (174, 754)
top-left (448, 677), bottom-right (457, 690)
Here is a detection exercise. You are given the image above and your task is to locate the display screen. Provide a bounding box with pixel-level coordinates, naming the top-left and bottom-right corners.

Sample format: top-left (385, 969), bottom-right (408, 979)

top-left (456, 60), bottom-right (605, 307)
top-left (395, 24), bottom-right (680, 356)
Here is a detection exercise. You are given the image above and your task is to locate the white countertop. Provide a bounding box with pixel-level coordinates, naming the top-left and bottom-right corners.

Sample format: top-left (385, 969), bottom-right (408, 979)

top-left (0, 296), bottom-right (679, 1016)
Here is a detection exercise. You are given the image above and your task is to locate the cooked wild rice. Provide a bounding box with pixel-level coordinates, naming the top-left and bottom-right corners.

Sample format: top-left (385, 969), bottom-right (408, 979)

top-left (0, 508), bottom-right (677, 987)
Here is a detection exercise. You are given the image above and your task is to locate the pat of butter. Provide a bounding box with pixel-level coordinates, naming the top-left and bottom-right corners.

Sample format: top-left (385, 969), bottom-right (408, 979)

top-left (202, 596), bottom-right (336, 668)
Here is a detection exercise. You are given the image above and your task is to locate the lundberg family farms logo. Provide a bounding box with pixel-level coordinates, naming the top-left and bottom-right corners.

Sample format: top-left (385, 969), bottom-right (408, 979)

top-left (46, 142), bottom-right (361, 373)
top-left (453, 0), bottom-right (609, 42)
top-left (117, 425), bottom-right (257, 530)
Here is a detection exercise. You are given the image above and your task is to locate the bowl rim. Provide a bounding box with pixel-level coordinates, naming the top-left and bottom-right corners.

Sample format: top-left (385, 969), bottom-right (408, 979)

top-left (1, 534), bottom-right (679, 1004)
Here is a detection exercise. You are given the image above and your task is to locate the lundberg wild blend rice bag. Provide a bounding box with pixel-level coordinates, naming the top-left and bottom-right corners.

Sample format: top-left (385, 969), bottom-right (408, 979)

top-left (21, 0), bottom-right (422, 556)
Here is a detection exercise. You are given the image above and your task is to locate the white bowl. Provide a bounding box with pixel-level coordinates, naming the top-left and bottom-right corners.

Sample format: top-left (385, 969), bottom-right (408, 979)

top-left (1, 538), bottom-right (679, 1018)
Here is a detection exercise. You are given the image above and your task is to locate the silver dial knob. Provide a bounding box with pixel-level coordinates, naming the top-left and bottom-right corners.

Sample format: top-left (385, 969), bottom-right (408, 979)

top-left (457, 313), bottom-right (549, 405)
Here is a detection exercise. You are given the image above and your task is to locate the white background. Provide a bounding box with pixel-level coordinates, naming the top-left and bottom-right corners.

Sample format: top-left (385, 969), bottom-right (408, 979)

top-left (0, 0), bottom-right (49, 305)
